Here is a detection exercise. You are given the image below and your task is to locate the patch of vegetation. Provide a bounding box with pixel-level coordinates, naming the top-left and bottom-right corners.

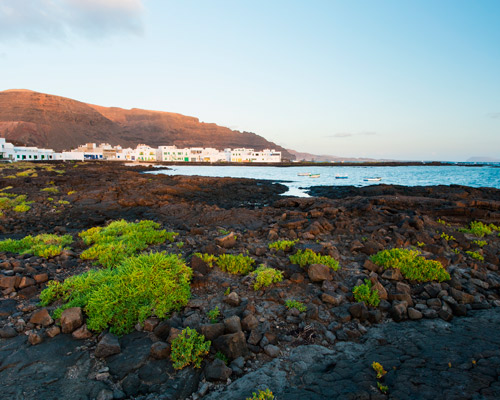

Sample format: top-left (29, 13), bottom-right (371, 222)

top-left (370, 248), bottom-right (450, 282)
top-left (285, 299), bottom-right (306, 313)
top-left (372, 361), bottom-right (387, 379)
top-left (246, 389), bottom-right (275, 400)
top-left (466, 250), bottom-right (484, 262)
top-left (0, 194), bottom-right (33, 214)
top-left (40, 252), bottom-right (192, 334)
top-left (440, 232), bottom-right (456, 241)
top-left (268, 239), bottom-right (299, 251)
top-left (67, 190), bottom-right (76, 195)
top-left (250, 265), bottom-right (283, 290)
top-left (224, 287), bottom-right (231, 296)
top-left (58, 200), bottom-right (70, 205)
top-left (215, 351), bottom-right (229, 364)
top-left (416, 241), bottom-right (425, 247)
top-left (216, 253), bottom-right (255, 275)
top-left (459, 221), bottom-right (499, 238)
top-left (193, 252), bottom-right (217, 268)
top-left (79, 220), bottom-right (175, 268)
top-left (0, 233), bottom-right (72, 258)
top-left (218, 228), bottom-right (230, 235)
top-left (176, 241), bottom-right (184, 249)
top-left (437, 218), bottom-right (450, 226)
top-left (452, 248), bottom-right (461, 254)
top-left (472, 240), bottom-right (487, 248)
top-left (41, 187), bottom-right (59, 194)
top-left (353, 279), bottom-right (380, 307)
top-left (289, 249), bottom-right (339, 271)
top-left (377, 382), bottom-right (389, 394)
top-left (170, 327), bottom-right (210, 370)
top-left (207, 306), bottom-right (220, 323)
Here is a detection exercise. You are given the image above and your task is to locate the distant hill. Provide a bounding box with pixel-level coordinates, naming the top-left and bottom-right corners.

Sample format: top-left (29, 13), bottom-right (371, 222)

top-left (288, 149), bottom-right (379, 162)
top-left (0, 89), bottom-right (292, 158)
top-left (466, 156), bottom-right (500, 163)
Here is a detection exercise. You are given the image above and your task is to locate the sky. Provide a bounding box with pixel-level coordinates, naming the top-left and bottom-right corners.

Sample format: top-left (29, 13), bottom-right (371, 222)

top-left (0, 0), bottom-right (499, 161)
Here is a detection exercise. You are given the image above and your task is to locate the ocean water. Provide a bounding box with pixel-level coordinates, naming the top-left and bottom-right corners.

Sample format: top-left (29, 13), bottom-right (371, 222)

top-left (148, 164), bottom-right (500, 197)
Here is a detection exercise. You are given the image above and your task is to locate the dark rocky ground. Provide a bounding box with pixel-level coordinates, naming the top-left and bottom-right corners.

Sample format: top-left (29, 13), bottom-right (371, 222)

top-left (0, 162), bottom-right (499, 400)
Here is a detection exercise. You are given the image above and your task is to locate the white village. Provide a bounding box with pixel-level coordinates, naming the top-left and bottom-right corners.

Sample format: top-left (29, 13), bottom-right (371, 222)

top-left (0, 138), bottom-right (282, 163)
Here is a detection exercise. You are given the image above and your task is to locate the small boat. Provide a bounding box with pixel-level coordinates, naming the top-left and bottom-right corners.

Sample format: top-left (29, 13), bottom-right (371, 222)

top-left (335, 174), bottom-right (348, 179)
top-left (309, 174), bottom-right (321, 178)
top-left (297, 172), bottom-right (311, 176)
top-left (364, 177), bottom-right (382, 182)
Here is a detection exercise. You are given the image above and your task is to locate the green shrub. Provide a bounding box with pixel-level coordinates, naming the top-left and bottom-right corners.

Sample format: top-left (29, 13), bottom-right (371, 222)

top-left (466, 250), bottom-right (484, 262)
top-left (216, 253), bottom-right (255, 275)
top-left (472, 240), bottom-right (487, 248)
top-left (67, 190), bottom-right (76, 195)
top-left (170, 327), bottom-right (210, 370)
top-left (377, 382), bottom-right (389, 394)
top-left (0, 233), bottom-right (72, 257)
top-left (207, 306), bottom-right (220, 323)
top-left (268, 239), bottom-right (299, 251)
top-left (285, 299), bottom-right (306, 313)
top-left (79, 220), bottom-right (174, 268)
top-left (58, 200), bottom-right (70, 205)
top-left (372, 361), bottom-right (387, 378)
top-left (246, 388), bottom-right (275, 400)
top-left (289, 249), bottom-right (339, 271)
top-left (370, 248), bottom-right (450, 282)
top-left (13, 204), bottom-right (30, 212)
top-left (215, 351), bottom-right (229, 364)
top-left (440, 232), bottom-right (456, 241)
top-left (41, 187), bottom-right (59, 194)
top-left (353, 279), bottom-right (380, 307)
top-left (40, 252), bottom-right (192, 334)
top-left (0, 194), bottom-right (33, 213)
top-left (193, 252), bottom-right (217, 268)
top-left (250, 265), bottom-right (283, 290)
top-left (459, 221), bottom-right (499, 237)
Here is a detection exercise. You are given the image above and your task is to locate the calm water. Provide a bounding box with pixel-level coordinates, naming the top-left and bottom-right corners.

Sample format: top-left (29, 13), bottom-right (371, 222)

top-left (148, 165), bottom-right (500, 197)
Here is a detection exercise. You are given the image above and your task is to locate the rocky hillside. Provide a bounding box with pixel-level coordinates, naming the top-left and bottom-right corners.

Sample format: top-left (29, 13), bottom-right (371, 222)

top-left (0, 89), bottom-right (292, 158)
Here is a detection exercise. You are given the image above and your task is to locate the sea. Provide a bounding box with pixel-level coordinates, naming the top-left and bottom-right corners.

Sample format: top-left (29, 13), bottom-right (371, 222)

top-left (147, 164), bottom-right (500, 197)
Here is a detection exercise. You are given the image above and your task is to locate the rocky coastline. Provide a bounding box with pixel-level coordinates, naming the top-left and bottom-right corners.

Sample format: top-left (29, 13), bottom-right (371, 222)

top-left (1, 162), bottom-right (499, 400)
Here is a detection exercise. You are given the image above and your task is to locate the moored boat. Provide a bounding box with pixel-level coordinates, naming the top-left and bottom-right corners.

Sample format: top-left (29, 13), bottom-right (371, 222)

top-left (309, 174), bottom-right (321, 178)
top-left (364, 177), bottom-right (382, 182)
top-left (297, 172), bottom-right (311, 176)
top-left (335, 174), bottom-right (348, 179)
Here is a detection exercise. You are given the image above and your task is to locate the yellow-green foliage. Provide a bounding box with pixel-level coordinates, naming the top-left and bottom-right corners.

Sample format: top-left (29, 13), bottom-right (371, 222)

top-left (207, 306), bottom-right (220, 323)
top-left (250, 265), bottom-right (283, 290)
top-left (472, 240), bottom-right (487, 248)
top-left (289, 249), bottom-right (340, 270)
top-left (216, 253), bottom-right (255, 274)
top-left (466, 250), bottom-right (484, 262)
top-left (194, 252), bottom-right (217, 268)
top-left (41, 187), bottom-right (59, 194)
top-left (58, 200), bottom-right (70, 205)
top-left (459, 221), bottom-right (499, 238)
top-left (13, 204), bottom-right (31, 212)
top-left (246, 389), bottom-right (275, 400)
top-left (0, 233), bottom-right (72, 258)
top-left (370, 248), bottom-right (450, 282)
top-left (353, 279), bottom-right (380, 307)
top-left (285, 299), bottom-right (306, 313)
top-left (67, 190), bottom-right (76, 195)
top-left (440, 232), bottom-right (456, 241)
top-left (268, 239), bottom-right (299, 251)
top-left (16, 169), bottom-right (37, 178)
top-left (79, 220), bottom-right (175, 268)
top-left (372, 361), bottom-right (387, 378)
top-left (377, 382), bottom-right (389, 394)
top-left (170, 327), bottom-right (210, 370)
top-left (40, 252), bottom-right (192, 334)
top-left (0, 194), bottom-right (33, 213)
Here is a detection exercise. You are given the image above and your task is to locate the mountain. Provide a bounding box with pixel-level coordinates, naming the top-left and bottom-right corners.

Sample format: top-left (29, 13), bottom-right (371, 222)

top-left (288, 149), bottom-right (379, 162)
top-left (0, 89), bottom-right (292, 158)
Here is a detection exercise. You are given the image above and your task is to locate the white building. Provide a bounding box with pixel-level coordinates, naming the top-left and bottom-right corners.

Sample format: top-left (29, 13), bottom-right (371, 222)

top-left (0, 138), bottom-right (56, 162)
top-left (135, 144), bottom-right (157, 161)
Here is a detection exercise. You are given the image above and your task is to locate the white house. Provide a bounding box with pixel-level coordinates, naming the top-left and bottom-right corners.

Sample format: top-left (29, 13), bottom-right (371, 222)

top-left (135, 144), bottom-right (157, 161)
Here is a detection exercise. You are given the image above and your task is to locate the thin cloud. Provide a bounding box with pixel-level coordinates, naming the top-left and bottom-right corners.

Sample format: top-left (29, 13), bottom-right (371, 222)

top-left (487, 112), bottom-right (500, 119)
top-left (0, 0), bottom-right (144, 42)
top-left (326, 131), bottom-right (378, 138)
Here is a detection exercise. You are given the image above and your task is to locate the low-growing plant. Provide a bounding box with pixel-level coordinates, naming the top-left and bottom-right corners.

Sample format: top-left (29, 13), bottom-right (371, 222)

top-left (170, 327), bottom-right (210, 370)
top-left (289, 249), bottom-right (339, 271)
top-left (459, 221), bottom-right (499, 238)
top-left (67, 190), bottom-right (76, 195)
top-left (218, 228), bottom-right (230, 235)
top-left (0, 233), bottom-right (72, 257)
top-left (353, 279), bottom-right (380, 307)
top-left (472, 240), bottom-right (487, 248)
top-left (41, 187), bottom-right (59, 194)
top-left (215, 351), bottom-right (229, 364)
top-left (440, 232), bottom-right (456, 241)
top-left (466, 250), bottom-right (484, 262)
top-left (58, 200), bottom-right (70, 205)
top-left (268, 239), bottom-right (299, 252)
top-left (176, 241), bottom-right (184, 249)
top-left (207, 306), bottom-right (220, 323)
top-left (79, 220), bottom-right (174, 268)
top-left (16, 169), bottom-right (37, 178)
top-left (377, 382), bottom-right (389, 394)
top-left (372, 361), bottom-right (387, 379)
top-left (224, 287), bottom-right (231, 296)
top-left (250, 265), bottom-right (283, 290)
top-left (0, 194), bottom-right (33, 213)
top-left (40, 252), bottom-right (192, 334)
top-left (452, 248), bottom-right (461, 254)
top-left (416, 241), bottom-right (425, 247)
top-left (193, 252), bottom-right (217, 268)
top-left (13, 204), bottom-right (30, 212)
top-left (246, 389), bottom-right (275, 400)
top-left (216, 253), bottom-right (255, 275)
top-left (370, 248), bottom-right (450, 282)
top-left (437, 218), bottom-right (450, 226)
top-left (285, 299), bottom-right (306, 313)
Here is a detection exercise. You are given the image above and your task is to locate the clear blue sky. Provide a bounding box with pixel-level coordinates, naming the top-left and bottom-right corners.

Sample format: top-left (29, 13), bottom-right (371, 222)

top-left (1, 0), bottom-right (499, 161)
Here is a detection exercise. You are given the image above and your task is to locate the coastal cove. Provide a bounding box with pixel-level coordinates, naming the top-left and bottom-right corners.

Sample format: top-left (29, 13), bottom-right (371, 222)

top-left (149, 164), bottom-right (500, 197)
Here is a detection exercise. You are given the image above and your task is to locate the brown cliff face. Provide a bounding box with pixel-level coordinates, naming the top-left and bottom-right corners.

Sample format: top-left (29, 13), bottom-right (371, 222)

top-left (0, 89), bottom-right (292, 158)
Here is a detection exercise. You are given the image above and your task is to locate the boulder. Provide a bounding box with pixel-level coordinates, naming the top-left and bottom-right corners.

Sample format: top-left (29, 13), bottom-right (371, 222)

top-left (60, 307), bottom-right (83, 333)
top-left (307, 264), bottom-right (332, 282)
top-left (215, 232), bottom-right (237, 249)
top-left (205, 359), bottom-right (232, 382)
top-left (264, 344), bottom-right (280, 358)
top-left (224, 292), bottom-right (241, 307)
top-left (95, 333), bottom-right (121, 358)
top-left (28, 332), bottom-right (43, 345)
top-left (241, 314), bottom-right (258, 331)
top-left (150, 341), bottom-right (171, 359)
top-left (200, 323), bottom-right (225, 341)
top-left (213, 331), bottom-right (249, 360)
top-left (72, 324), bottom-right (93, 339)
top-left (381, 269), bottom-right (404, 281)
top-left (29, 308), bottom-right (53, 327)
top-left (0, 325), bottom-right (17, 338)
top-left (223, 316), bottom-right (242, 334)
top-left (391, 301), bottom-right (408, 322)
